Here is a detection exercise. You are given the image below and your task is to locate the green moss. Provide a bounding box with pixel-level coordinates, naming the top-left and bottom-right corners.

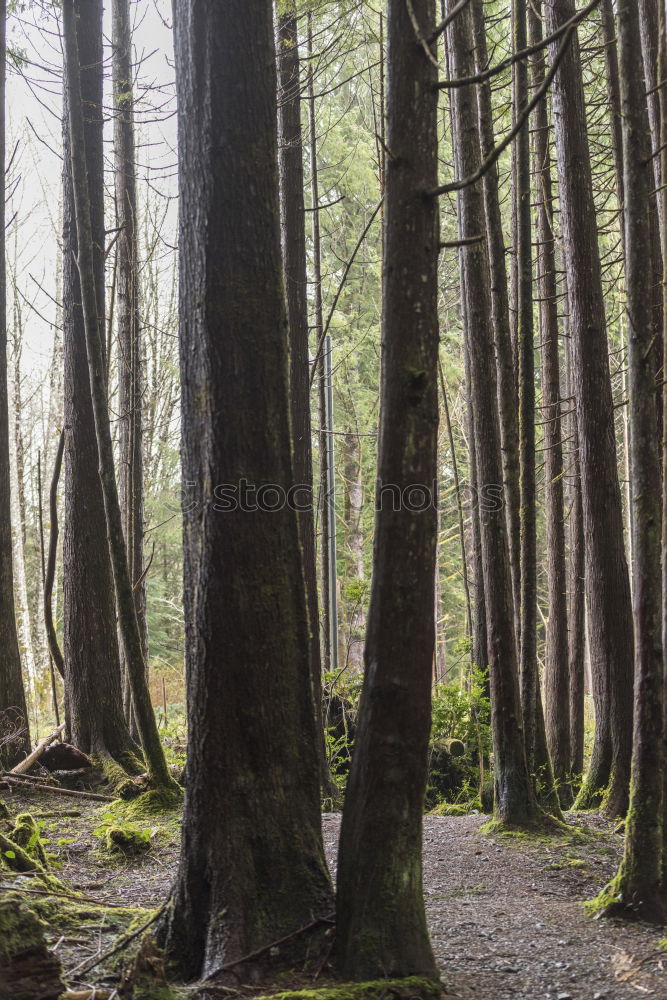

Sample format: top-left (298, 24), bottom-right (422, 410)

top-left (548, 856), bottom-right (588, 871)
top-left (117, 787), bottom-right (182, 819)
top-left (429, 801), bottom-right (481, 817)
top-left (1, 890), bottom-right (147, 934)
top-left (585, 879), bottom-right (623, 918)
top-left (103, 824), bottom-right (152, 856)
top-left (255, 978), bottom-right (443, 1000)
top-left (480, 813), bottom-right (573, 841)
top-left (0, 799), bottom-right (9, 819)
top-left (10, 813), bottom-right (48, 867)
top-left (0, 900), bottom-right (48, 962)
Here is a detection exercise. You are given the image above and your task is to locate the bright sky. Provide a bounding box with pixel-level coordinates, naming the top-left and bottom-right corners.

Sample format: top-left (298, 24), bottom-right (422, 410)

top-left (7, 0), bottom-right (177, 376)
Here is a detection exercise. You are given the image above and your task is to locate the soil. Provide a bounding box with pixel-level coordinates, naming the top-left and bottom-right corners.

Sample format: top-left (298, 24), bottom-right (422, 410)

top-left (1, 787), bottom-right (666, 999)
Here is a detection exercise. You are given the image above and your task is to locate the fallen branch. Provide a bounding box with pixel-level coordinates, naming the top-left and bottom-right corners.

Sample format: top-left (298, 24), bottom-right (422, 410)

top-left (72, 904), bottom-right (166, 978)
top-left (0, 776), bottom-right (114, 802)
top-left (0, 881), bottom-right (131, 910)
top-left (204, 912), bottom-right (336, 981)
top-left (10, 723), bottom-right (66, 775)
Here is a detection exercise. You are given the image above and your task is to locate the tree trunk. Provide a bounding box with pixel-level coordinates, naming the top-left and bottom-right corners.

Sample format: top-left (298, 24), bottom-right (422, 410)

top-left (470, 0), bottom-right (520, 641)
top-left (608, 0), bottom-right (665, 919)
top-left (565, 317), bottom-right (585, 782)
top-left (336, 0), bottom-right (440, 979)
top-left (165, 0), bottom-right (333, 978)
top-left (446, 0), bottom-right (536, 827)
top-left (545, 0), bottom-right (634, 818)
top-left (62, 0), bottom-right (173, 791)
top-left (341, 428), bottom-right (365, 673)
top-left (276, 8), bottom-right (336, 802)
top-left (529, 0), bottom-right (571, 805)
top-left (61, 0), bottom-right (140, 775)
top-left (0, 0), bottom-right (30, 764)
top-left (112, 0), bottom-right (147, 740)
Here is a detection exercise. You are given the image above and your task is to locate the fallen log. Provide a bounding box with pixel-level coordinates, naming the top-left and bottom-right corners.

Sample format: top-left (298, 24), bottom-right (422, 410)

top-left (10, 724), bottom-right (66, 776)
top-left (0, 777), bottom-right (114, 802)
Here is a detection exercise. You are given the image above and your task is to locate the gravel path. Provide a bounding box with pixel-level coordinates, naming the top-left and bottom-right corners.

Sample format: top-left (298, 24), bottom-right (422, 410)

top-left (324, 812), bottom-right (667, 1000)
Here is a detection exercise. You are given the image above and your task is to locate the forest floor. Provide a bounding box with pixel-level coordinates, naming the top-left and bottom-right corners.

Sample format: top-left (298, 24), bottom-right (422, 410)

top-left (1, 786), bottom-right (666, 999)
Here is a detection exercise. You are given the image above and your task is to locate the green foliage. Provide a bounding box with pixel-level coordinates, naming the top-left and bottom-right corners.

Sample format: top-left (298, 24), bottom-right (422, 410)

top-left (430, 666), bottom-right (491, 753)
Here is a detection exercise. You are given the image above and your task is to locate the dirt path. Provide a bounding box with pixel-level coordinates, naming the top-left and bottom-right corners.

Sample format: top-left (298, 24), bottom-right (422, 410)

top-left (2, 788), bottom-right (667, 998)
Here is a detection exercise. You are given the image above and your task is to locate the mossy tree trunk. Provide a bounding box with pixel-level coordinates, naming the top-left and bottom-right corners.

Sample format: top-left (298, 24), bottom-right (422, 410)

top-left (545, 0), bottom-right (634, 819)
top-left (608, 0), bottom-right (665, 918)
top-left (0, 0), bottom-right (30, 767)
top-left (335, 0), bottom-right (440, 980)
top-left (446, 0), bottom-right (536, 827)
top-left (165, 0), bottom-right (333, 979)
top-left (62, 0), bottom-right (174, 792)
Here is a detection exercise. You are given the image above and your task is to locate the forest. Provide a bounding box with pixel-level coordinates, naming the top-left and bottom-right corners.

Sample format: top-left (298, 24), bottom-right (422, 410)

top-left (1, 0), bottom-right (667, 997)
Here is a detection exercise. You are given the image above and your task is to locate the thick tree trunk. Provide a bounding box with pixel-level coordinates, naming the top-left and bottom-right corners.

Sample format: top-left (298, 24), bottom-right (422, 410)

top-left (63, 0), bottom-right (173, 791)
top-left (336, 0), bottom-right (440, 979)
top-left (609, 0), bottom-right (665, 918)
top-left (529, 0), bottom-right (571, 805)
top-left (276, 7), bottom-right (336, 801)
top-left (545, 0), bottom-right (634, 818)
top-left (166, 0), bottom-right (333, 978)
top-left (61, 0), bottom-right (139, 774)
top-left (446, 0), bottom-right (536, 827)
top-left (112, 0), bottom-right (147, 740)
top-left (0, 0), bottom-right (30, 764)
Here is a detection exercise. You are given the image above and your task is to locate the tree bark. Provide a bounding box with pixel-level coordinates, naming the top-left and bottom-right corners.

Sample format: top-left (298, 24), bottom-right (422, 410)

top-left (166, 0), bottom-right (333, 978)
top-left (61, 0), bottom-right (139, 774)
top-left (545, 0), bottom-right (634, 818)
top-left (0, 0), bottom-right (30, 765)
top-left (609, 0), bottom-right (664, 918)
top-left (112, 0), bottom-right (147, 740)
top-left (470, 0), bottom-right (521, 641)
top-left (276, 8), bottom-right (335, 801)
top-left (62, 0), bottom-right (173, 790)
top-left (529, 0), bottom-right (571, 805)
top-left (336, 0), bottom-right (440, 979)
top-left (446, 0), bottom-right (536, 827)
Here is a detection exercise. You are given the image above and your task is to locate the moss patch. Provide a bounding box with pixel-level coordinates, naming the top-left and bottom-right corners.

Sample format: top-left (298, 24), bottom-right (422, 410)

top-left (115, 787), bottom-right (183, 820)
top-left (254, 979), bottom-right (443, 1000)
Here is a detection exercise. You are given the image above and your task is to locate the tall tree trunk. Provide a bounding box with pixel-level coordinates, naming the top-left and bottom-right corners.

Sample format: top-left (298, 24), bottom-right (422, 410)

top-left (470, 0), bottom-right (520, 640)
top-left (276, 6), bottom-right (336, 801)
top-left (307, 16), bottom-right (332, 677)
top-left (165, 0), bottom-right (333, 977)
top-left (446, 0), bottom-right (536, 827)
top-left (336, 0), bottom-right (440, 979)
top-left (0, 0), bottom-right (30, 764)
top-left (514, 0), bottom-right (539, 771)
top-left (112, 0), bottom-right (147, 739)
top-left (341, 428), bottom-right (365, 672)
top-left (545, 0), bottom-right (634, 818)
top-left (61, 0), bottom-right (140, 776)
top-left (605, 0), bottom-right (664, 919)
top-left (529, 0), bottom-right (571, 805)
top-left (62, 0), bottom-right (174, 791)
top-left (565, 315), bottom-right (585, 783)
